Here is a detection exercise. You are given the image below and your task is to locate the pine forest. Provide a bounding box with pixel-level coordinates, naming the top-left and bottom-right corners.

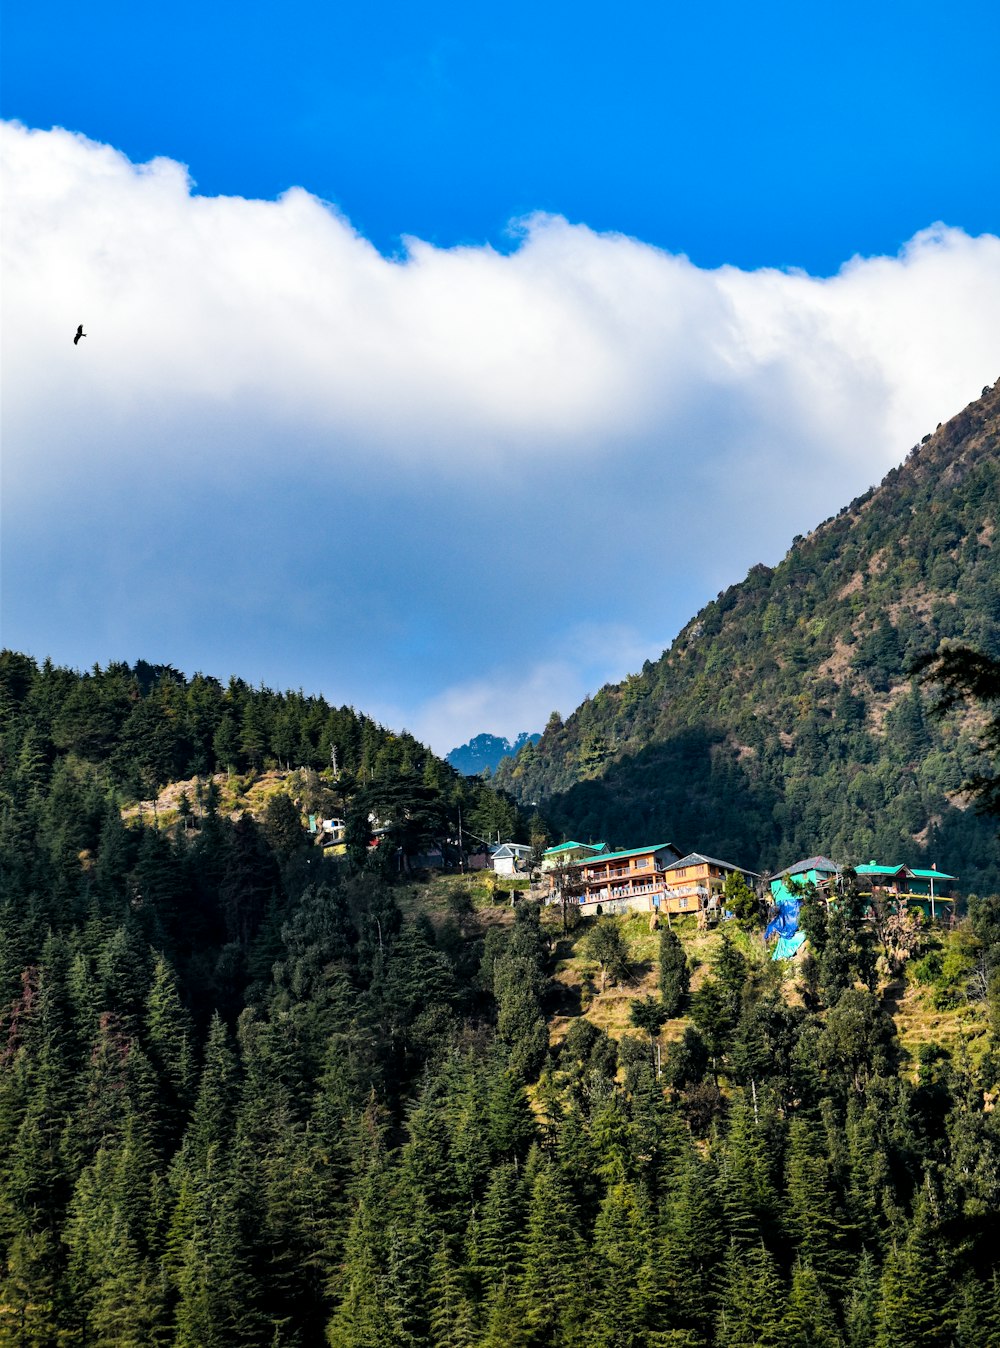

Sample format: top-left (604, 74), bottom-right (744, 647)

top-left (3, 382), bottom-right (1000, 1346)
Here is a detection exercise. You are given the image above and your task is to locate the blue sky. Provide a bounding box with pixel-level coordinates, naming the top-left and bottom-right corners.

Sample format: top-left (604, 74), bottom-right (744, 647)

top-left (6, 0), bottom-right (999, 270)
top-left (3, 2), bottom-right (1000, 751)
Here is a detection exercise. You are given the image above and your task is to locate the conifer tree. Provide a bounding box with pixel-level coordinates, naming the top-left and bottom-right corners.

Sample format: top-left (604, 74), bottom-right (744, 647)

top-left (588, 1180), bottom-right (655, 1347)
top-left (97, 920), bottom-right (154, 1031)
top-left (486, 1062), bottom-right (537, 1162)
top-left (466, 1161), bottom-right (526, 1296)
top-left (659, 925), bottom-right (689, 1016)
top-left (63, 1126), bottom-right (168, 1347)
top-left (555, 1105), bottom-right (602, 1226)
top-left (952, 1270), bottom-right (1000, 1348)
top-left (145, 954), bottom-right (195, 1152)
top-left (0, 1227), bottom-right (65, 1348)
top-left (715, 1095), bottom-right (780, 1249)
top-left (842, 1248), bottom-right (880, 1348)
top-left (783, 1116), bottom-right (851, 1292)
top-left (326, 1164), bottom-right (395, 1348)
top-left (383, 1192), bottom-right (436, 1347)
top-left (781, 1259), bottom-right (844, 1347)
top-left (477, 1281), bottom-right (531, 1348)
top-left (169, 1147), bottom-right (263, 1348)
top-left (516, 1161), bottom-right (589, 1346)
top-left (427, 1236), bottom-right (476, 1348)
top-left (182, 1012), bottom-right (240, 1168)
top-left (716, 1239), bottom-right (785, 1348)
top-left (874, 1196), bottom-right (956, 1348)
top-left (656, 1147), bottom-right (725, 1339)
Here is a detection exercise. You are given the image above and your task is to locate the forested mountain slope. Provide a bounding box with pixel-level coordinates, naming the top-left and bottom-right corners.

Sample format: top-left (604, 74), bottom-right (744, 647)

top-left (2, 584), bottom-right (1000, 1343)
top-left (0, 655), bottom-right (532, 1014)
top-left (497, 379), bottom-right (1000, 892)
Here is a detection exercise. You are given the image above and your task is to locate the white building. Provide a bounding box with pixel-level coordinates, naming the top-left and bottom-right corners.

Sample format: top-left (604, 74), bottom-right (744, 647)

top-left (489, 842), bottom-right (533, 875)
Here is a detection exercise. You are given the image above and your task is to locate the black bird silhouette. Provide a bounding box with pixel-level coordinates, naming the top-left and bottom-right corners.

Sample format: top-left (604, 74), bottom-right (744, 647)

top-left (74, 324), bottom-right (86, 345)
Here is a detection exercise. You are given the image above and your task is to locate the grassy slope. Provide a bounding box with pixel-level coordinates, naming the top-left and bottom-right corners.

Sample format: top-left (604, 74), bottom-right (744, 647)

top-left (127, 780), bottom-right (990, 1079)
top-left (412, 877), bottom-right (992, 1081)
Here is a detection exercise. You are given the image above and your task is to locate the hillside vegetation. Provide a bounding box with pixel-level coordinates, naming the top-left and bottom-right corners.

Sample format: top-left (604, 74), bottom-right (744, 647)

top-left (496, 379), bottom-right (1000, 893)
top-left (3, 384), bottom-right (1000, 1344)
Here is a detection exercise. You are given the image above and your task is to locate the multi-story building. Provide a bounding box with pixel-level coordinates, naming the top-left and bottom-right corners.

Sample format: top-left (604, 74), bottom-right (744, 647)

top-left (550, 844), bottom-right (759, 917)
top-left (661, 852), bottom-right (760, 917)
top-left (553, 843), bottom-right (682, 915)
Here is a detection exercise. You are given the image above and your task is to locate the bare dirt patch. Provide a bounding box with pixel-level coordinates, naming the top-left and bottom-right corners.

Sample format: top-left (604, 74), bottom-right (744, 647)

top-left (836, 572), bottom-right (864, 600)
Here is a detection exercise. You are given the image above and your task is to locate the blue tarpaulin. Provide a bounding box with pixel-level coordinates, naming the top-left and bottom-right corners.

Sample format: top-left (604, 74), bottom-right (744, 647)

top-left (766, 894), bottom-right (805, 960)
top-left (772, 930), bottom-right (807, 960)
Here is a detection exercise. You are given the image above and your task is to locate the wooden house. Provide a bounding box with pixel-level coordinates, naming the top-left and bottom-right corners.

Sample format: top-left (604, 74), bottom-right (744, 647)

top-left (854, 862), bottom-right (956, 919)
top-left (558, 843), bottom-right (684, 915)
top-left (661, 853), bottom-right (760, 916)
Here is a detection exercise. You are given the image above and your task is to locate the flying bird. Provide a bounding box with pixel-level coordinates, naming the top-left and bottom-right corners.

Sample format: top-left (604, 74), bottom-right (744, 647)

top-left (74, 325), bottom-right (86, 345)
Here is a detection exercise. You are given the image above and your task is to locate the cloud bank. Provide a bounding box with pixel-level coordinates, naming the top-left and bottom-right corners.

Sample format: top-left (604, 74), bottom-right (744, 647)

top-left (3, 121), bottom-right (1000, 751)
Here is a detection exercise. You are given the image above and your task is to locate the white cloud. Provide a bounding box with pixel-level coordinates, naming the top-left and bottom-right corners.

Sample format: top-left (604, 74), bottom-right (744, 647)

top-left (397, 622), bottom-right (659, 753)
top-left (3, 120), bottom-right (1000, 754)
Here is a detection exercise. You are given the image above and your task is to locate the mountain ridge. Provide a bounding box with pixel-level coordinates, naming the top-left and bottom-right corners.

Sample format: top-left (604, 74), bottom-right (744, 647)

top-left (496, 377), bottom-right (1000, 892)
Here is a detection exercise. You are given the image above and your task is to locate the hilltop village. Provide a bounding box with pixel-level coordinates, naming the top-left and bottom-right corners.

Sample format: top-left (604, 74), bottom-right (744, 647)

top-left (538, 839), bottom-right (955, 927)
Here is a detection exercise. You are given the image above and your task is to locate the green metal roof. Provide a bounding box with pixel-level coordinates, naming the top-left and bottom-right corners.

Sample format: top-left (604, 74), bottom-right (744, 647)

top-left (856, 863), bottom-right (956, 881)
top-left (543, 840), bottom-right (606, 856)
top-left (578, 843), bottom-right (672, 865)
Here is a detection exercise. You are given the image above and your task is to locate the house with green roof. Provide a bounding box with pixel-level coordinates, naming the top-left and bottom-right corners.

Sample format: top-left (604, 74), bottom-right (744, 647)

top-left (766, 857), bottom-right (841, 960)
top-left (550, 842), bottom-right (685, 915)
top-left (854, 862), bottom-right (957, 919)
top-left (541, 840), bottom-right (609, 872)
top-left (763, 856), bottom-right (956, 961)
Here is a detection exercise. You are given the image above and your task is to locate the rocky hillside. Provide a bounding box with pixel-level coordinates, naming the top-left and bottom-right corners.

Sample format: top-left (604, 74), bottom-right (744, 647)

top-left (496, 378), bottom-right (1000, 892)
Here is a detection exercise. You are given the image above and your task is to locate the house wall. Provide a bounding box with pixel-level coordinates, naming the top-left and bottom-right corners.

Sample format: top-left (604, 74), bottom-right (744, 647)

top-left (576, 848), bottom-right (674, 909)
top-left (664, 861), bottom-right (754, 913)
top-left (661, 883), bottom-right (709, 915)
top-left (579, 894), bottom-right (656, 917)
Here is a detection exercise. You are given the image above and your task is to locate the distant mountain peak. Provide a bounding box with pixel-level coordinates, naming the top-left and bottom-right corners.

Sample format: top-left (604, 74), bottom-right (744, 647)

top-left (446, 730), bottom-right (540, 776)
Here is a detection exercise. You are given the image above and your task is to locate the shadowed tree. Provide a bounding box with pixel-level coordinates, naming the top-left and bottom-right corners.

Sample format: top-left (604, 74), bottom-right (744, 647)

top-left (629, 995), bottom-right (668, 1074)
top-left (916, 645), bottom-right (1000, 816)
top-left (583, 917), bottom-right (631, 992)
